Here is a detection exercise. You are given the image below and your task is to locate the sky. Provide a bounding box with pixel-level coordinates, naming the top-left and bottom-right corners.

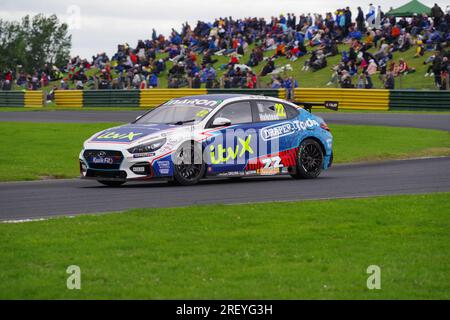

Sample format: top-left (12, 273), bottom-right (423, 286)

top-left (0, 0), bottom-right (448, 59)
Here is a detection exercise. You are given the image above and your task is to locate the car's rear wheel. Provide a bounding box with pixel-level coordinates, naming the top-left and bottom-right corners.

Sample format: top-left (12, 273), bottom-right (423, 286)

top-left (172, 141), bottom-right (205, 186)
top-left (97, 180), bottom-right (126, 187)
top-left (291, 139), bottom-right (324, 179)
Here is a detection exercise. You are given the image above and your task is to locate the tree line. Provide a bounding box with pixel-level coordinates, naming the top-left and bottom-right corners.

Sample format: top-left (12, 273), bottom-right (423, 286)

top-left (0, 14), bottom-right (71, 74)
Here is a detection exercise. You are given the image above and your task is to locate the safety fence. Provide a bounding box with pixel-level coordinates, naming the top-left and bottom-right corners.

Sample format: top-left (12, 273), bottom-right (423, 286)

top-left (84, 90), bottom-right (140, 107)
top-left (55, 90), bottom-right (83, 108)
top-left (389, 90), bottom-right (450, 111)
top-left (1, 89), bottom-right (449, 110)
top-left (290, 88), bottom-right (390, 111)
top-left (0, 91), bottom-right (43, 107)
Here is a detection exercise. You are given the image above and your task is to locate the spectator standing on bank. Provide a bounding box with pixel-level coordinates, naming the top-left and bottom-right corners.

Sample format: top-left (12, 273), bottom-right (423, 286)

top-left (356, 7), bottom-right (365, 32)
top-left (283, 76), bottom-right (298, 101)
top-left (384, 71), bottom-right (395, 89)
top-left (431, 3), bottom-right (444, 27)
top-left (440, 57), bottom-right (449, 90)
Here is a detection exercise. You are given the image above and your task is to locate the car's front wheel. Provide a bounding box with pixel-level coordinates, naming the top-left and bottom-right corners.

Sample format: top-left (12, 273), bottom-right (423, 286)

top-left (172, 141), bottom-right (205, 186)
top-left (291, 139), bottom-right (324, 179)
top-left (97, 180), bottom-right (126, 187)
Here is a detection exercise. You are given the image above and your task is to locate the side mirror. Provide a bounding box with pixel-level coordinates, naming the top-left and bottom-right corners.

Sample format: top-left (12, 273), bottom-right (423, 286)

top-left (211, 117), bottom-right (231, 127)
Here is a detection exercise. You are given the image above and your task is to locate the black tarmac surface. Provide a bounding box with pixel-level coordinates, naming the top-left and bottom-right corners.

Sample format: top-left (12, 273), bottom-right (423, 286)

top-left (1, 110), bottom-right (449, 220)
top-left (1, 157), bottom-right (449, 220)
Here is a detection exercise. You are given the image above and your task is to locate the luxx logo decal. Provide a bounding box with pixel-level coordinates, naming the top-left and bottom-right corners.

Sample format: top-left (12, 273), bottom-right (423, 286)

top-left (96, 131), bottom-right (143, 141)
top-left (210, 135), bottom-right (254, 164)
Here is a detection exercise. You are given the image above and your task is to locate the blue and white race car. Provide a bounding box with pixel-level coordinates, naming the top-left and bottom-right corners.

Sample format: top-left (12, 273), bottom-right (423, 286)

top-left (79, 94), bottom-right (334, 186)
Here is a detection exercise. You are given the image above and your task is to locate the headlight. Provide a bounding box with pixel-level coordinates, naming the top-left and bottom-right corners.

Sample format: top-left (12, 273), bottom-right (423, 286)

top-left (127, 138), bottom-right (166, 154)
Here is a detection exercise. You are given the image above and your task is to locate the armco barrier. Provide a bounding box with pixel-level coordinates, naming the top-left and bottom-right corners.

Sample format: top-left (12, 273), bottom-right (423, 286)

top-left (50, 88), bottom-right (450, 111)
top-left (55, 90), bottom-right (83, 108)
top-left (292, 88), bottom-right (390, 111)
top-left (84, 90), bottom-right (140, 107)
top-left (24, 91), bottom-right (43, 107)
top-left (140, 89), bottom-right (207, 107)
top-left (389, 90), bottom-right (450, 111)
top-left (0, 91), bottom-right (25, 107)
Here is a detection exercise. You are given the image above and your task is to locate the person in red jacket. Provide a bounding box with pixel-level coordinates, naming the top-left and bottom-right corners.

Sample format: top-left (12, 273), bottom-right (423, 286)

top-left (391, 26), bottom-right (401, 39)
top-left (129, 51), bottom-right (138, 65)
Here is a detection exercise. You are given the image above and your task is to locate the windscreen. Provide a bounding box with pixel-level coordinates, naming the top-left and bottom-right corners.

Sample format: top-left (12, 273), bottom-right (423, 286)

top-left (135, 104), bottom-right (215, 125)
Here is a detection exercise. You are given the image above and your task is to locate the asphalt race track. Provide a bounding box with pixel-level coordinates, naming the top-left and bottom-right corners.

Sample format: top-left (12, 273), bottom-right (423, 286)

top-left (1, 157), bottom-right (449, 220)
top-left (1, 110), bottom-right (449, 220)
top-left (1, 110), bottom-right (450, 131)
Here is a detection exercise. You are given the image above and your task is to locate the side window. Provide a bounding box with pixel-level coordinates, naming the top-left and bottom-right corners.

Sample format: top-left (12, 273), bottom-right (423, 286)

top-left (255, 101), bottom-right (288, 122)
top-left (213, 101), bottom-right (252, 125)
top-left (284, 104), bottom-right (300, 118)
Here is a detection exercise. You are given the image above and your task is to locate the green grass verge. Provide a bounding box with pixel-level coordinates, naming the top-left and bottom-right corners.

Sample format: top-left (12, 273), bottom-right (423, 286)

top-left (0, 122), bottom-right (119, 181)
top-left (0, 122), bottom-right (449, 181)
top-left (332, 125), bottom-right (450, 163)
top-left (1, 193), bottom-right (449, 299)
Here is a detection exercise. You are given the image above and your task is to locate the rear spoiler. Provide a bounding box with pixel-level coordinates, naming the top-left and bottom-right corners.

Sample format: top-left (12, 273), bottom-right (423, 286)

top-left (295, 101), bottom-right (339, 113)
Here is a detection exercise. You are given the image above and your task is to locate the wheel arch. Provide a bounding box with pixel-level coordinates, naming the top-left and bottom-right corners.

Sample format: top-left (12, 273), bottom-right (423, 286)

top-left (300, 136), bottom-right (326, 155)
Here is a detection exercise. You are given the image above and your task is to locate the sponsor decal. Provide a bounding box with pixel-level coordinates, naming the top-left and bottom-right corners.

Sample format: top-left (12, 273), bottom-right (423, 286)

top-left (156, 161), bottom-right (170, 169)
top-left (217, 171), bottom-right (245, 177)
top-left (209, 135), bottom-right (254, 164)
top-left (133, 152), bottom-right (155, 158)
top-left (257, 167), bottom-right (280, 176)
top-left (165, 98), bottom-right (219, 107)
top-left (92, 157), bottom-right (113, 164)
top-left (160, 169), bottom-right (170, 175)
top-left (260, 118), bottom-right (319, 141)
top-left (195, 109), bottom-right (210, 117)
top-left (325, 101), bottom-right (339, 111)
top-left (261, 122), bottom-right (296, 141)
top-left (293, 118), bottom-right (320, 131)
top-left (96, 131), bottom-right (143, 142)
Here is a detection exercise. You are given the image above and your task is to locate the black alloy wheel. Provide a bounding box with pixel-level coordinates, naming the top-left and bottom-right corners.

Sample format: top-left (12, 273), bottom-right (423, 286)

top-left (291, 139), bottom-right (324, 179)
top-left (173, 141), bottom-right (205, 185)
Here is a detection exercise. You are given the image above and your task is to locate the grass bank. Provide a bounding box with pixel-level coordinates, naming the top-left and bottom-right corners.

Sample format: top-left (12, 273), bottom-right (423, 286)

top-left (1, 193), bottom-right (449, 299)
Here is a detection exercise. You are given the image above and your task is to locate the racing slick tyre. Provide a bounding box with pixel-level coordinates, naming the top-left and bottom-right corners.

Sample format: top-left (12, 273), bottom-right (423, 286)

top-left (172, 141), bottom-right (206, 186)
top-left (291, 139), bottom-right (324, 179)
top-left (97, 180), bottom-right (126, 187)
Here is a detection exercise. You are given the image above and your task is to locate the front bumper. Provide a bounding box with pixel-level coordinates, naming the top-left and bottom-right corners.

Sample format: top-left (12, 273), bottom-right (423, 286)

top-left (79, 148), bottom-right (169, 181)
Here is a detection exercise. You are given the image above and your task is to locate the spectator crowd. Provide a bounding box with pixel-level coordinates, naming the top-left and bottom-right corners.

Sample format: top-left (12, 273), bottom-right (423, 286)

top-left (1, 2), bottom-right (450, 95)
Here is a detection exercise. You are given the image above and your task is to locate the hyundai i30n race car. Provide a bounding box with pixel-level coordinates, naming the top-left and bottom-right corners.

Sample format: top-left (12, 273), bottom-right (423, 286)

top-left (79, 94), bottom-right (334, 186)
